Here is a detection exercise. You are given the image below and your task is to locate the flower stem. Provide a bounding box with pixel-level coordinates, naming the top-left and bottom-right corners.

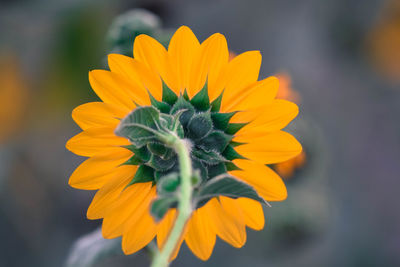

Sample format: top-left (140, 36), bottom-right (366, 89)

top-left (151, 134), bottom-right (193, 267)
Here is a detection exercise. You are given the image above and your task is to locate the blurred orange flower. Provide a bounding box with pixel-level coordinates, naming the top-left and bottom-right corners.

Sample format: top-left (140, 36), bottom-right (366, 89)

top-left (366, 0), bottom-right (400, 83)
top-left (0, 54), bottom-right (28, 143)
top-left (274, 72), bottom-right (305, 179)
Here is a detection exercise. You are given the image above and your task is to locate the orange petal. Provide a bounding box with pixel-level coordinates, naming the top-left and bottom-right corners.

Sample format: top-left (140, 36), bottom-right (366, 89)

top-left (89, 70), bottom-right (137, 109)
top-left (69, 147), bottom-right (132, 190)
top-left (121, 203), bottom-right (158, 255)
top-left (188, 32), bottom-right (229, 98)
top-left (205, 198), bottom-right (246, 248)
top-left (236, 198), bottom-right (265, 230)
top-left (133, 34), bottom-right (179, 94)
top-left (108, 54), bottom-right (162, 101)
top-left (234, 131), bottom-right (302, 164)
top-left (219, 51), bottom-right (261, 111)
top-left (168, 26), bottom-right (200, 94)
top-left (230, 160), bottom-right (287, 201)
top-left (66, 126), bottom-right (130, 157)
top-left (86, 165), bottom-right (137, 219)
top-left (102, 182), bottom-right (153, 238)
top-left (156, 209), bottom-right (177, 248)
top-left (121, 186), bottom-right (157, 254)
top-left (72, 102), bottom-right (127, 130)
top-left (223, 76), bottom-right (279, 112)
top-left (185, 206), bottom-right (216, 261)
top-left (235, 99), bottom-right (299, 136)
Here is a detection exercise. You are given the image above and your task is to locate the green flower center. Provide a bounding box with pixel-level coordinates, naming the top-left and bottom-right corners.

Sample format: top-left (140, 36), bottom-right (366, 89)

top-left (116, 82), bottom-right (247, 191)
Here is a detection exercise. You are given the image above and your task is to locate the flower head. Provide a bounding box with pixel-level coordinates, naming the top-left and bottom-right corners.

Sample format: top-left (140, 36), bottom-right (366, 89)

top-left (66, 26), bottom-right (302, 260)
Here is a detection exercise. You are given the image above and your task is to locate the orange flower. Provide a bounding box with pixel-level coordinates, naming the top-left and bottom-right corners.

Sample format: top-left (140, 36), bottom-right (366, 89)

top-left (66, 26), bottom-right (301, 260)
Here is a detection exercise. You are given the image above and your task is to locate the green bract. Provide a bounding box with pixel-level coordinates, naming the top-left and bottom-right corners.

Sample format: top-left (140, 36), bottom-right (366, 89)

top-left (115, 82), bottom-right (268, 221)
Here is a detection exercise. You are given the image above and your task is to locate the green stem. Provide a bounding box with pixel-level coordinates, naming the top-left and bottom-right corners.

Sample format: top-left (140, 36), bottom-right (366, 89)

top-left (151, 134), bottom-right (193, 267)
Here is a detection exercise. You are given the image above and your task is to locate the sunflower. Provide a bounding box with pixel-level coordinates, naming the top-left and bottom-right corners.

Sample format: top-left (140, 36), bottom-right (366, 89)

top-left (66, 26), bottom-right (302, 261)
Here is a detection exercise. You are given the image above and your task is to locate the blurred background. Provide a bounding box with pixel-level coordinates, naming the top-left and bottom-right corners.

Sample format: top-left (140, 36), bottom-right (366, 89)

top-left (1, 0), bottom-right (399, 266)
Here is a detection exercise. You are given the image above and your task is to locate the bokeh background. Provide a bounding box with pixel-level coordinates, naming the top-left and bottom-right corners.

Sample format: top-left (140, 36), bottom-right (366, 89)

top-left (1, 0), bottom-right (399, 266)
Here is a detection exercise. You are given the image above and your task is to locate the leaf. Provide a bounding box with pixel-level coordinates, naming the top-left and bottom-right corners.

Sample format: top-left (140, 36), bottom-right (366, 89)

top-left (210, 91), bottom-right (223, 112)
top-left (149, 93), bottom-right (171, 113)
top-left (147, 142), bottom-right (168, 158)
top-left (147, 154), bottom-right (177, 171)
top-left (207, 163), bottom-right (227, 178)
top-left (151, 197), bottom-right (178, 222)
top-left (195, 174), bottom-right (268, 207)
top-left (191, 149), bottom-right (228, 165)
top-left (126, 165), bottom-right (154, 187)
top-left (225, 161), bottom-right (241, 171)
top-left (198, 130), bottom-right (231, 152)
top-left (170, 97), bottom-right (195, 128)
top-left (157, 172), bottom-right (180, 195)
top-left (187, 112), bottom-right (213, 140)
top-left (225, 122), bottom-right (247, 135)
top-left (115, 106), bottom-right (161, 146)
top-left (222, 144), bottom-right (247, 160)
top-left (162, 82), bottom-right (178, 105)
top-left (211, 112), bottom-right (237, 130)
top-left (190, 83), bottom-right (209, 111)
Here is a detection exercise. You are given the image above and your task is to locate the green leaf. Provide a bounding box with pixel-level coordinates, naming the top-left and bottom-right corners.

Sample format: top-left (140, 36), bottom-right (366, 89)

top-left (191, 149), bottom-right (228, 165)
top-left (198, 130), bottom-right (231, 152)
top-left (207, 162), bottom-right (227, 178)
top-left (149, 93), bottom-right (171, 113)
top-left (122, 145), bottom-right (151, 163)
top-left (123, 155), bottom-right (143, 165)
top-left (147, 142), bottom-right (167, 157)
top-left (127, 165), bottom-right (154, 187)
top-left (157, 172), bottom-right (180, 195)
top-left (147, 154), bottom-right (177, 171)
top-left (222, 145), bottom-right (247, 160)
top-left (150, 197), bottom-right (178, 222)
top-left (192, 158), bottom-right (208, 182)
top-left (182, 89), bottom-right (189, 101)
top-left (115, 106), bottom-right (161, 147)
top-left (190, 83), bottom-right (209, 111)
top-left (162, 82), bottom-right (178, 105)
top-left (187, 112), bottom-right (213, 140)
top-left (225, 161), bottom-right (242, 171)
top-left (225, 123), bottom-right (247, 135)
top-left (170, 97), bottom-right (195, 128)
top-left (211, 112), bottom-right (237, 130)
top-left (210, 91), bottom-right (223, 112)
top-left (195, 174), bottom-right (268, 207)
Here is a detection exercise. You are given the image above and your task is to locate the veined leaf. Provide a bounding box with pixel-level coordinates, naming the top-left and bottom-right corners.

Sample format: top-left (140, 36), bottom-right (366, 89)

top-left (195, 174), bottom-right (269, 207)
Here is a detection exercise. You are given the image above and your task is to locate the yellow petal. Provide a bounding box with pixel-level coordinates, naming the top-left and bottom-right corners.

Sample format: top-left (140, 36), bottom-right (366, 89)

top-left (86, 165), bottom-right (137, 219)
top-left (230, 160), bottom-right (287, 201)
top-left (188, 33), bottom-right (229, 98)
top-left (108, 54), bottom-right (162, 101)
top-left (235, 99), bottom-right (299, 136)
top-left (168, 26), bottom-right (200, 94)
top-left (89, 70), bottom-right (136, 109)
top-left (223, 76), bottom-right (279, 112)
top-left (72, 102), bottom-right (127, 130)
top-left (121, 187), bottom-right (157, 254)
top-left (69, 147), bottom-right (132, 190)
top-left (157, 209), bottom-right (177, 248)
top-left (234, 131), bottom-right (302, 164)
top-left (66, 126), bottom-right (130, 157)
top-left (133, 34), bottom-right (179, 94)
top-left (121, 204), bottom-right (158, 255)
top-left (185, 206), bottom-right (216, 261)
top-left (102, 182), bottom-right (153, 238)
top-left (236, 198), bottom-right (265, 230)
top-left (219, 51), bottom-right (262, 111)
top-left (205, 198), bottom-right (246, 248)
